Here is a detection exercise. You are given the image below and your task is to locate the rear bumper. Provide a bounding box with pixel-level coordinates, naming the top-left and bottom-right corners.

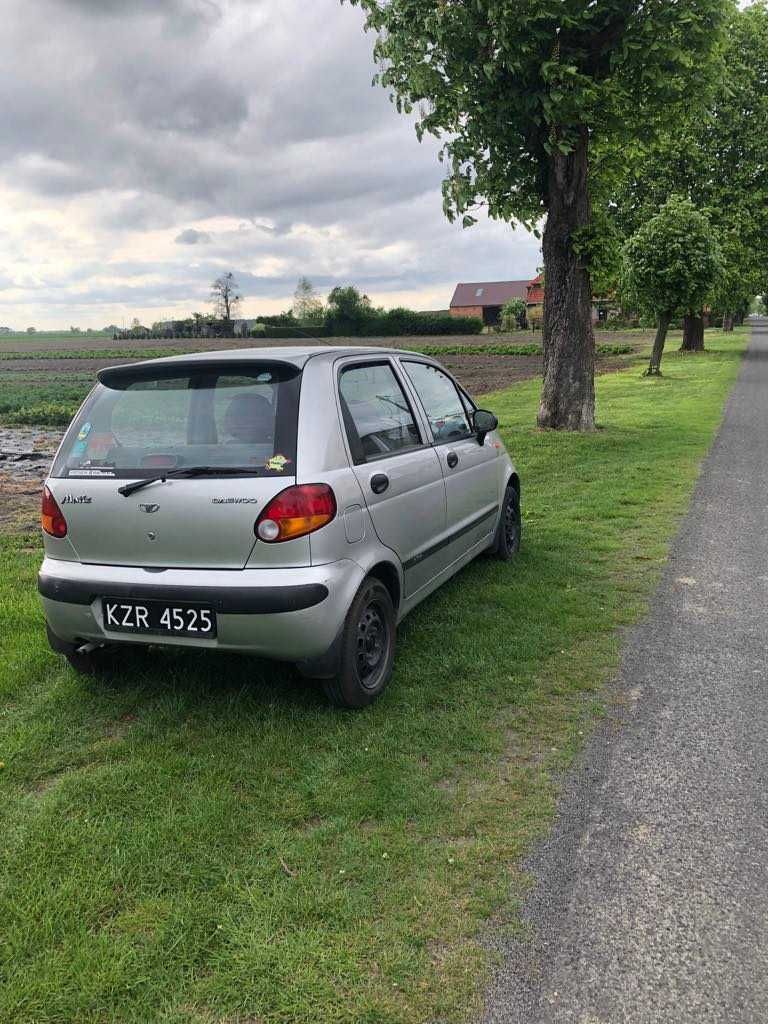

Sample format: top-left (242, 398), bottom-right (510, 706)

top-left (39, 557), bottom-right (365, 661)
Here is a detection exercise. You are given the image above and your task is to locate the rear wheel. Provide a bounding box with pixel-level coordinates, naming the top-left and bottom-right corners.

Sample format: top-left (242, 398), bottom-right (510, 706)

top-left (493, 483), bottom-right (521, 561)
top-left (323, 577), bottom-right (396, 709)
top-left (47, 625), bottom-right (115, 677)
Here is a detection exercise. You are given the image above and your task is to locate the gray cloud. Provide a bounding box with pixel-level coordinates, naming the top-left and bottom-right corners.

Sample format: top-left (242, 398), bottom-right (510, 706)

top-left (0, 0), bottom-right (540, 324)
top-left (175, 228), bottom-right (212, 245)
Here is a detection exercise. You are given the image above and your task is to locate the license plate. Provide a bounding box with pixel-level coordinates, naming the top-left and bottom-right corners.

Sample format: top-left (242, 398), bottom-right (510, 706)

top-left (102, 599), bottom-right (217, 638)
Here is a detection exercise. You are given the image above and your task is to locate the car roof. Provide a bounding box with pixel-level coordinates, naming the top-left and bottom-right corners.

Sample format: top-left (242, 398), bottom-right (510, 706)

top-left (98, 345), bottom-right (432, 379)
top-left (141, 346), bottom-right (421, 370)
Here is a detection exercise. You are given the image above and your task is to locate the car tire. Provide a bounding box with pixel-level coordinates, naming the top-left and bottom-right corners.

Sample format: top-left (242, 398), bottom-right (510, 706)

top-left (323, 577), bottom-right (396, 709)
top-left (493, 482), bottom-right (521, 561)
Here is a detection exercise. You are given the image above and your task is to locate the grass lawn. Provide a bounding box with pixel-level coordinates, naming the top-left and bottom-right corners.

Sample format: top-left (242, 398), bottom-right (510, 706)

top-left (0, 334), bottom-right (748, 1023)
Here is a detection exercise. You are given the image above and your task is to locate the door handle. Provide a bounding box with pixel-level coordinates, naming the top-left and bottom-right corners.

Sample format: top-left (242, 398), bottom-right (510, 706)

top-left (446, 451), bottom-right (459, 469)
top-left (370, 473), bottom-right (390, 495)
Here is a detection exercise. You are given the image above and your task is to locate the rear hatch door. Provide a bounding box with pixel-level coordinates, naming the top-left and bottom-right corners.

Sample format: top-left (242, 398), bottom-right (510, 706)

top-left (47, 359), bottom-right (308, 569)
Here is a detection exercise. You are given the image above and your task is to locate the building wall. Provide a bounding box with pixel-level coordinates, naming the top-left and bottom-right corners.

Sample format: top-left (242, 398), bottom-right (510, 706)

top-left (450, 305), bottom-right (484, 319)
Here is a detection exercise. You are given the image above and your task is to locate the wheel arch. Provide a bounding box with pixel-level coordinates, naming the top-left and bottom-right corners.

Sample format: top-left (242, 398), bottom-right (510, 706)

top-left (367, 560), bottom-right (402, 613)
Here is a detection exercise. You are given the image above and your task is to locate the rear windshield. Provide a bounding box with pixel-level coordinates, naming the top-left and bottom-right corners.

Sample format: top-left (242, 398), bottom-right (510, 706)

top-left (51, 362), bottom-right (301, 480)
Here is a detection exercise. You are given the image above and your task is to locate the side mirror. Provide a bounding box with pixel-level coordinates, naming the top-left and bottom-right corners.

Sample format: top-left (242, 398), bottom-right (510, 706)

top-left (473, 409), bottom-right (498, 445)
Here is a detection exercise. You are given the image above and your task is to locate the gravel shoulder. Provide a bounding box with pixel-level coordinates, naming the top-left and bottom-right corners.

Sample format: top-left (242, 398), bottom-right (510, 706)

top-left (480, 322), bottom-right (768, 1023)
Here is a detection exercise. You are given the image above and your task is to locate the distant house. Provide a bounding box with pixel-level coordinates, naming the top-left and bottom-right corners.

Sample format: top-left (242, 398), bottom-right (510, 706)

top-left (449, 280), bottom-right (531, 327)
top-left (452, 274), bottom-right (617, 330)
top-left (526, 274), bottom-right (545, 325)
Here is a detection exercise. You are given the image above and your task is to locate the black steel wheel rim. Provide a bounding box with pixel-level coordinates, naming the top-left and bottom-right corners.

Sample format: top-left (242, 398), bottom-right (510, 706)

top-left (504, 494), bottom-right (520, 549)
top-left (356, 600), bottom-right (389, 690)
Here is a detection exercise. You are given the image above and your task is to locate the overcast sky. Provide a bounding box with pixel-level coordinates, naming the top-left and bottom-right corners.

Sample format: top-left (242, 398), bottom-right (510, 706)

top-left (0, 0), bottom-right (540, 329)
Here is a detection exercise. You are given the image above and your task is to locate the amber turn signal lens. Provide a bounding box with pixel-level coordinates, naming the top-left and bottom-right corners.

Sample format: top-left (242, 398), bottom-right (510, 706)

top-left (255, 484), bottom-right (337, 543)
top-left (41, 486), bottom-right (68, 538)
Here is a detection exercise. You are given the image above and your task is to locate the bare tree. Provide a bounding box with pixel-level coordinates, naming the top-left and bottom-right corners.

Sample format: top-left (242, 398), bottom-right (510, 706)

top-left (293, 276), bottom-right (324, 323)
top-left (211, 272), bottom-right (242, 322)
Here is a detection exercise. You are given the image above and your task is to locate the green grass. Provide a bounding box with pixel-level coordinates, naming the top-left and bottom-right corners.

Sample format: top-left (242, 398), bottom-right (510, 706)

top-left (413, 342), bottom-right (634, 356)
top-left (0, 333), bottom-right (748, 1023)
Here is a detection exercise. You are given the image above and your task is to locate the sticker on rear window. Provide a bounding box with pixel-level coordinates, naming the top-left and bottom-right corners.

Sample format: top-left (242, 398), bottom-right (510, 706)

top-left (266, 454), bottom-right (291, 473)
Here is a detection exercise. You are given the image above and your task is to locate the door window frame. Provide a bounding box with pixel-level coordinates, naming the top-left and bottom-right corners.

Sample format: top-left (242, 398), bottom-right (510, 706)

top-left (335, 357), bottom-right (430, 467)
top-left (397, 357), bottom-right (478, 447)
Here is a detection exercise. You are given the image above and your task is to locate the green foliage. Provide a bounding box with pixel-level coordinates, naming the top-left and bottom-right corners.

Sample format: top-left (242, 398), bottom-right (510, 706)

top-left (415, 343), bottom-right (633, 356)
top-left (257, 311), bottom-right (483, 338)
top-left (344, 0), bottom-right (729, 229)
top-left (365, 310), bottom-right (483, 337)
top-left (623, 197), bottom-right (722, 319)
top-left (610, 3), bottom-right (768, 316)
top-left (3, 402), bottom-right (76, 427)
top-left (292, 277), bottom-right (325, 324)
top-left (501, 298), bottom-right (527, 332)
top-left (324, 285), bottom-right (374, 335)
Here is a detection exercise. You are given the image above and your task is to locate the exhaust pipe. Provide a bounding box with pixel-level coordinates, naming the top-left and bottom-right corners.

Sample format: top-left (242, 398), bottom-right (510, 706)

top-left (76, 642), bottom-right (103, 655)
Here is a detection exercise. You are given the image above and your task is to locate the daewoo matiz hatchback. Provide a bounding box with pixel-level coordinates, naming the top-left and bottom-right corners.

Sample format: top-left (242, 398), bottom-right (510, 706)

top-left (39, 347), bottom-right (521, 707)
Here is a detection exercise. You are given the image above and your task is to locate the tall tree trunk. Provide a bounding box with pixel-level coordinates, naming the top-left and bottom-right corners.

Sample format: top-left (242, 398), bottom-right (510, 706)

top-left (646, 314), bottom-right (671, 376)
top-left (723, 312), bottom-right (734, 332)
top-left (680, 312), bottom-right (705, 351)
top-left (538, 126), bottom-right (596, 431)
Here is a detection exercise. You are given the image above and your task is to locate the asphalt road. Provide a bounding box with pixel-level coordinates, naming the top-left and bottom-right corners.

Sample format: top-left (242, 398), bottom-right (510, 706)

top-left (480, 321), bottom-right (768, 1024)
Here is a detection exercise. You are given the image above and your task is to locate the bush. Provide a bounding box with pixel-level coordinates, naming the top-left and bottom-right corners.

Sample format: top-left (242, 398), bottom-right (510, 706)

top-left (253, 308), bottom-right (483, 338)
top-left (358, 310), bottom-right (483, 336)
top-left (500, 298), bottom-right (527, 331)
top-left (254, 325), bottom-right (332, 339)
top-left (4, 402), bottom-right (78, 427)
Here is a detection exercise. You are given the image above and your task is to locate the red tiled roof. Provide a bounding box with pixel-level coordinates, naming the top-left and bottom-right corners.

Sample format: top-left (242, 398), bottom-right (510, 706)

top-left (450, 280), bottom-right (530, 308)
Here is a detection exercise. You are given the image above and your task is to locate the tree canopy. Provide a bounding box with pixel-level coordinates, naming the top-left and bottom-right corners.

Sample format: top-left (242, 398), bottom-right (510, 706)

top-left (293, 277), bottom-right (324, 324)
top-left (344, 0), bottom-right (731, 429)
top-left (624, 196), bottom-right (722, 375)
top-left (610, 1), bottom-right (768, 333)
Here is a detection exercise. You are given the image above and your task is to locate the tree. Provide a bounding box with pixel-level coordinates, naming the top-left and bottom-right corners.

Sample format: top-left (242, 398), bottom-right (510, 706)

top-left (344, 0), bottom-right (729, 429)
top-left (26, 326), bottom-right (36, 334)
top-left (623, 197), bottom-right (722, 377)
top-left (211, 272), bottom-right (242, 323)
top-left (501, 298), bottom-right (527, 332)
top-left (293, 277), bottom-right (324, 324)
top-left (610, 3), bottom-right (768, 347)
top-left (325, 285), bottom-right (374, 335)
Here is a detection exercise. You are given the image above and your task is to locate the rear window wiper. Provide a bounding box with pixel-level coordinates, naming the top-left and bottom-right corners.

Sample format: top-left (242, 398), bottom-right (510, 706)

top-left (118, 467), bottom-right (259, 497)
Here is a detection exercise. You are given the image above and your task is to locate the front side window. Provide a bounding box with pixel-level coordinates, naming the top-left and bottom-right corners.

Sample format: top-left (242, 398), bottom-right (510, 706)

top-left (51, 362), bottom-right (300, 479)
top-left (339, 362), bottom-right (421, 463)
top-left (402, 362), bottom-right (473, 443)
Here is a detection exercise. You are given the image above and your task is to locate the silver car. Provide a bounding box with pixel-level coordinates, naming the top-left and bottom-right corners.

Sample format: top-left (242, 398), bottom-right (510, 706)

top-left (39, 347), bottom-right (521, 707)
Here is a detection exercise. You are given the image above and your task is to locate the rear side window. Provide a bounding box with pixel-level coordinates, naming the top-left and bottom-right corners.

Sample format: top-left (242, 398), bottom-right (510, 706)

top-left (51, 362), bottom-right (300, 479)
top-left (339, 362), bottom-right (422, 463)
top-left (402, 361), bottom-right (474, 443)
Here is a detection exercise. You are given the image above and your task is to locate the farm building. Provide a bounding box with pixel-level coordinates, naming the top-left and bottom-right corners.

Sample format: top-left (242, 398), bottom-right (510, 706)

top-left (451, 274), bottom-right (615, 328)
top-left (449, 280), bottom-right (530, 326)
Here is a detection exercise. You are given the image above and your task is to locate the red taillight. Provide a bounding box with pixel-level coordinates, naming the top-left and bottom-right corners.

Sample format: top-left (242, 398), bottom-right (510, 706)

top-left (255, 484), bottom-right (337, 543)
top-left (41, 486), bottom-right (67, 538)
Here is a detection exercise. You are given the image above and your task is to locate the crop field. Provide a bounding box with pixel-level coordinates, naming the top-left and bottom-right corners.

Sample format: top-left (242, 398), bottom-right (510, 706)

top-left (0, 328), bottom-right (659, 430)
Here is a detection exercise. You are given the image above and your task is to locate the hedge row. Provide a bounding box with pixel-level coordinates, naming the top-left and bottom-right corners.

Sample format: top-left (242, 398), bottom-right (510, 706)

top-left (254, 312), bottom-right (483, 339)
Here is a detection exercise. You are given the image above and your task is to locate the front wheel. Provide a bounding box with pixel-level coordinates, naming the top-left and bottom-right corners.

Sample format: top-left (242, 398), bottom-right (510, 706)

top-left (323, 577), bottom-right (396, 709)
top-left (493, 483), bottom-right (521, 561)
